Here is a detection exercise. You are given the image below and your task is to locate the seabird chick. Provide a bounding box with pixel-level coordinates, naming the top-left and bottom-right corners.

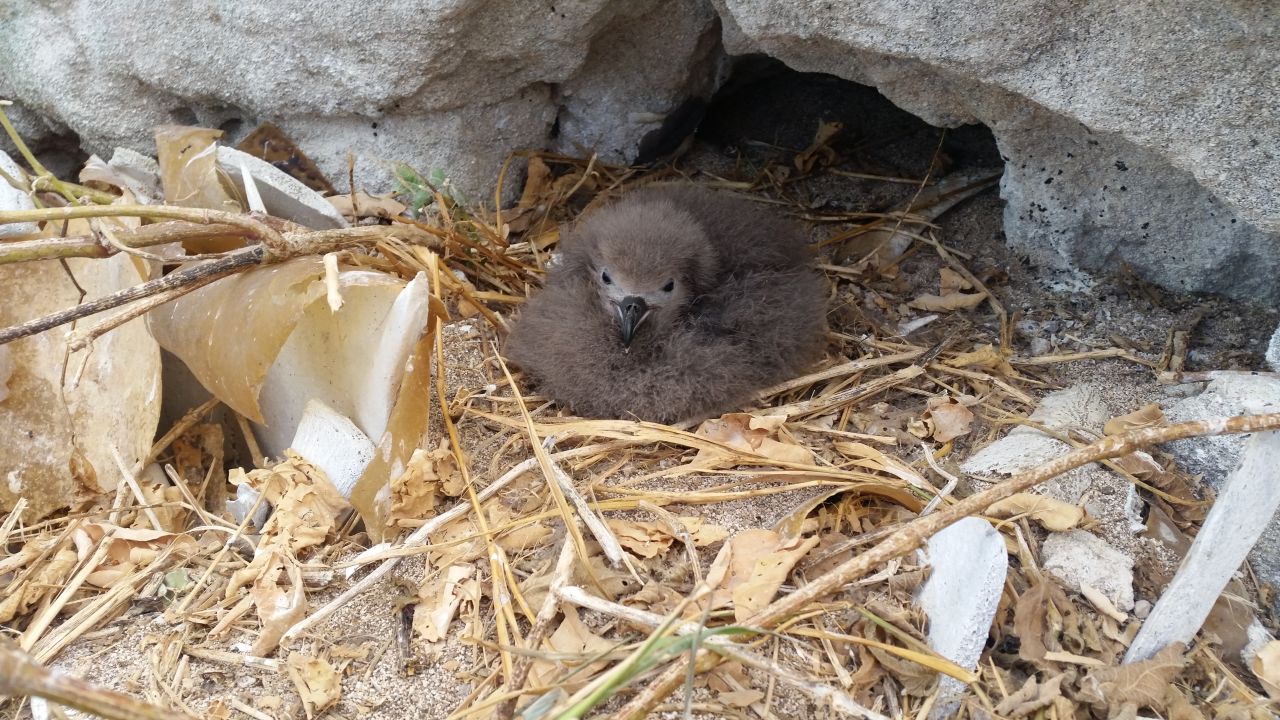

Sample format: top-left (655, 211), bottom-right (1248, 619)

top-left (504, 183), bottom-right (826, 424)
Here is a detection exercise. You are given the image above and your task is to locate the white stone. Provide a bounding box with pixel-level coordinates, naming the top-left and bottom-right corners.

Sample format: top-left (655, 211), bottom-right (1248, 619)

top-left (1126, 432), bottom-right (1280, 662)
top-left (217, 146), bottom-right (348, 229)
top-left (918, 517), bottom-right (1007, 720)
top-left (961, 383), bottom-right (1109, 503)
top-left (1042, 530), bottom-right (1135, 612)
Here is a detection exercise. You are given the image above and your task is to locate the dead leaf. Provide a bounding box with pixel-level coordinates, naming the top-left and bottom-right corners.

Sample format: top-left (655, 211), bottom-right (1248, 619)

top-left (946, 344), bottom-right (1015, 375)
top-left (71, 523), bottom-right (199, 587)
top-left (1250, 640), bottom-right (1280, 699)
top-left (606, 516), bottom-right (730, 559)
top-left (921, 396), bottom-right (975, 442)
top-left (1079, 643), bottom-right (1186, 710)
top-left (414, 564), bottom-right (476, 643)
top-left (994, 674), bottom-right (1065, 717)
top-left (694, 412), bottom-right (814, 466)
top-left (517, 156), bottom-right (553, 210)
top-left (794, 120), bottom-right (842, 174)
top-left (327, 191), bottom-right (407, 221)
top-left (286, 652), bottom-right (341, 719)
top-left (225, 452), bottom-right (349, 654)
top-left (1104, 404), bottom-right (1166, 436)
top-left (988, 493), bottom-right (1085, 532)
top-left (386, 442), bottom-right (457, 528)
top-left (1013, 579), bottom-right (1073, 663)
top-left (938, 267), bottom-right (972, 295)
top-left (719, 689), bottom-right (765, 708)
top-left (527, 608), bottom-right (616, 694)
top-left (700, 529), bottom-right (821, 621)
top-left (237, 122), bottom-right (336, 195)
top-left (0, 547), bottom-right (78, 623)
top-left (909, 290), bottom-right (988, 312)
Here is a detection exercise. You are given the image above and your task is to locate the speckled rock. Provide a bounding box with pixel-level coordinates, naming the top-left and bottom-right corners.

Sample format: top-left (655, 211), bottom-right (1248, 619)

top-left (711, 0), bottom-right (1280, 302)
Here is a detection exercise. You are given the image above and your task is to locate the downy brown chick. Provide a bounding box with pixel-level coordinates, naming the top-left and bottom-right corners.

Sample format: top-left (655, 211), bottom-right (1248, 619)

top-left (504, 183), bottom-right (826, 424)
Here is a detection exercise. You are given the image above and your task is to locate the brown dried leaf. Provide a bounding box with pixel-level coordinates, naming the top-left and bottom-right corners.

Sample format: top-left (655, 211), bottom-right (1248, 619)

top-left (1080, 644), bottom-right (1186, 710)
top-left (994, 674), bottom-right (1065, 717)
top-left (1250, 640), bottom-right (1280, 699)
top-left (1013, 579), bottom-right (1073, 663)
top-left (946, 343), bottom-right (1015, 375)
top-left (719, 689), bottom-right (765, 708)
top-left (922, 396), bottom-right (975, 442)
top-left (1104, 404), bottom-right (1166, 436)
top-left (694, 412), bottom-right (814, 466)
top-left (909, 290), bottom-right (987, 312)
top-left (327, 191), bottom-right (407, 221)
top-left (794, 120), bottom-right (842, 174)
top-left (236, 122), bottom-right (335, 195)
top-left (385, 442), bottom-right (457, 529)
top-left (517, 156), bottom-right (553, 210)
top-left (701, 529), bottom-right (820, 621)
top-left (938, 267), bottom-right (972, 295)
top-left (528, 608), bottom-right (615, 692)
top-left (414, 563), bottom-right (476, 643)
top-left (0, 547), bottom-right (78, 623)
top-left (606, 516), bottom-right (731, 559)
top-left (285, 652), bottom-right (341, 719)
top-left (226, 453), bottom-right (349, 653)
top-left (988, 493), bottom-right (1085, 532)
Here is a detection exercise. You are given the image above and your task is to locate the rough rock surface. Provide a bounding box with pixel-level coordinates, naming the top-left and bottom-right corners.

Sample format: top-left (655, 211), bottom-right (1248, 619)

top-left (710, 0), bottom-right (1280, 302)
top-left (1042, 530), bottom-right (1135, 613)
top-left (0, 0), bottom-right (721, 200)
top-left (3, 0), bottom-right (1276, 300)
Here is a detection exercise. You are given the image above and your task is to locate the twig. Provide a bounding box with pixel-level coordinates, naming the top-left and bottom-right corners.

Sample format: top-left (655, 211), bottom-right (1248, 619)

top-left (758, 349), bottom-right (925, 398)
top-left (771, 365), bottom-right (925, 417)
top-left (0, 244), bottom-right (261, 346)
top-left (0, 205), bottom-right (285, 252)
top-left (0, 224), bottom-right (432, 346)
top-left (0, 222), bottom-right (250, 263)
top-left (611, 411), bottom-right (1280, 718)
top-left (0, 643), bottom-right (195, 720)
top-left (66, 272), bottom-right (232, 351)
top-left (495, 536), bottom-right (578, 719)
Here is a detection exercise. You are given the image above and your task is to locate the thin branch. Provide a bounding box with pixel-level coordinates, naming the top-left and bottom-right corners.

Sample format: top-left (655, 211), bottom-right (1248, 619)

top-left (0, 205), bottom-right (285, 253)
top-left (0, 225), bottom-right (434, 347)
top-left (0, 245), bottom-right (261, 346)
top-left (0, 643), bottom-right (195, 720)
top-left (613, 412), bottom-right (1280, 718)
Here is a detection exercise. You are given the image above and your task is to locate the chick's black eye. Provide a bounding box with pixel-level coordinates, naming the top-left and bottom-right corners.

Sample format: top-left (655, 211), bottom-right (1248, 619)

top-left (661, 280), bottom-right (675, 292)
top-left (601, 270), bottom-right (612, 285)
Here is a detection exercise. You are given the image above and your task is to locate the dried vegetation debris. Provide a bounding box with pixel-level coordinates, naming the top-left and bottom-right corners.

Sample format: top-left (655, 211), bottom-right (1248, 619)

top-left (0, 109), bottom-right (1277, 720)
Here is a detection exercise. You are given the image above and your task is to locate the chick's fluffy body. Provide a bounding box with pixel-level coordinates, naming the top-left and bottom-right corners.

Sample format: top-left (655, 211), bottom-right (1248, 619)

top-left (504, 184), bottom-right (826, 424)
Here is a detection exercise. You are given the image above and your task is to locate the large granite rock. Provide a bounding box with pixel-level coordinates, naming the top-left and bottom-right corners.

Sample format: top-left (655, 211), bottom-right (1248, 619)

top-left (710, 0), bottom-right (1280, 302)
top-left (0, 0), bottom-right (721, 200)
top-left (2, 0), bottom-right (1276, 301)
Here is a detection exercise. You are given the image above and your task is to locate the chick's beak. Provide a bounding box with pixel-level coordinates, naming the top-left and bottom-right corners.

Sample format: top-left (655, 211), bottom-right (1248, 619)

top-left (616, 296), bottom-right (650, 346)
